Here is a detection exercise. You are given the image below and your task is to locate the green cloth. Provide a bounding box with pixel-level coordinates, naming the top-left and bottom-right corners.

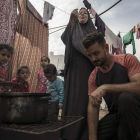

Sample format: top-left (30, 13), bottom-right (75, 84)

top-left (123, 30), bottom-right (136, 54)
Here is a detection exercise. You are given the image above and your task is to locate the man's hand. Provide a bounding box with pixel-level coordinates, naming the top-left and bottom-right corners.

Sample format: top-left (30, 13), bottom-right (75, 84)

top-left (91, 85), bottom-right (107, 106)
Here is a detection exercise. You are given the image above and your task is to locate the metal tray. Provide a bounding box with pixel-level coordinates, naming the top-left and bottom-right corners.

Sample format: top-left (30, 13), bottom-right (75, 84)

top-left (0, 116), bottom-right (84, 134)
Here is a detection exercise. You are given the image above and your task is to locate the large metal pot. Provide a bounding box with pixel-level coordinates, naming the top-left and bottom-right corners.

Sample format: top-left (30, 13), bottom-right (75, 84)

top-left (0, 92), bottom-right (51, 124)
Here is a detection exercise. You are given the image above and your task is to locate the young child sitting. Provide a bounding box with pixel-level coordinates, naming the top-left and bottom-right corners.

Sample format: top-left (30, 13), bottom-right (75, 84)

top-left (37, 56), bottom-right (50, 93)
top-left (11, 66), bottom-right (30, 92)
top-left (44, 64), bottom-right (64, 116)
top-left (0, 44), bottom-right (14, 93)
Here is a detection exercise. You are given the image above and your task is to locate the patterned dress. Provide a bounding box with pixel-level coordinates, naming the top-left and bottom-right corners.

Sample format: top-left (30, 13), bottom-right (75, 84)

top-left (0, 67), bottom-right (8, 91)
top-left (37, 70), bottom-right (47, 93)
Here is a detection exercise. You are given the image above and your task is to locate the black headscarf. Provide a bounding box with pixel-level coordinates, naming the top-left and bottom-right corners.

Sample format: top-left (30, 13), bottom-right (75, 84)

top-left (72, 8), bottom-right (96, 58)
top-left (61, 7), bottom-right (96, 76)
top-left (79, 8), bottom-right (96, 36)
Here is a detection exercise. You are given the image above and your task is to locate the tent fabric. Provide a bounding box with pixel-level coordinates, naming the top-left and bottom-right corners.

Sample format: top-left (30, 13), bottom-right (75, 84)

top-left (26, 0), bottom-right (43, 23)
top-left (9, 0), bottom-right (48, 92)
top-left (0, 0), bottom-right (18, 46)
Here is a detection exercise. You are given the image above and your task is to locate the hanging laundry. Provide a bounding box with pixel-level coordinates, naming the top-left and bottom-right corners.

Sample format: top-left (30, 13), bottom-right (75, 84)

top-left (105, 25), bottom-right (118, 49)
top-left (112, 46), bottom-right (119, 54)
top-left (89, 6), bottom-right (96, 18)
top-left (117, 32), bottom-right (121, 38)
top-left (83, 0), bottom-right (91, 10)
top-left (86, 2), bottom-right (118, 53)
top-left (136, 22), bottom-right (140, 39)
top-left (132, 26), bottom-right (135, 33)
top-left (43, 1), bottom-right (55, 23)
top-left (0, 0), bottom-right (18, 46)
top-left (117, 37), bottom-right (123, 54)
top-left (95, 14), bottom-right (105, 36)
top-left (123, 30), bottom-right (136, 55)
top-left (111, 36), bottom-right (123, 55)
top-left (83, 1), bottom-right (96, 18)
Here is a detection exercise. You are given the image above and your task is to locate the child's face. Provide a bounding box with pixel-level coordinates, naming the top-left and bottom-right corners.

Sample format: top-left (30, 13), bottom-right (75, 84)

top-left (41, 57), bottom-right (49, 68)
top-left (45, 73), bottom-right (57, 82)
top-left (18, 68), bottom-right (29, 81)
top-left (0, 49), bottom-right (11, 66)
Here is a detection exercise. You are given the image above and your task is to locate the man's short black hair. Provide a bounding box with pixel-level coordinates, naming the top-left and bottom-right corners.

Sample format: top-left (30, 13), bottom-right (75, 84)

top-left (83, 32), bottom-right (106, 49)
top-left (41, 56), bottom-right (50, 63)
top-left (44, 64), bottom-right (57, 75)
top-left (0, 44), bottom-right (14, 54)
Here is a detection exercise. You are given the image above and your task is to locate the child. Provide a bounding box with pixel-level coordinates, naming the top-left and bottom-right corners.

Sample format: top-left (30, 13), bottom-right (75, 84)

top-left (37, 56), bottom-right (50, 93)
top-left (44, 64), bottom-right (64, 115)
top-left (0, 44), bottom-right (14, 93)
top-left (11, 66), bottom-right (30, 92)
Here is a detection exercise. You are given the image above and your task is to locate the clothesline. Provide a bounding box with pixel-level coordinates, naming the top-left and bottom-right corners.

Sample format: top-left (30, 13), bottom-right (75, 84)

top-left (44, 0), bottom-right (123, 32)
top-left (43, 0), bottom-right (70, 15)
top-left (49, 27), bottom-right (66, 34)
top-left (99, 0), bottom-right (122, 16)
top-left (49, 25), bottom-right (67, 30)
top-left (43, 0), bottom-right (122, 19)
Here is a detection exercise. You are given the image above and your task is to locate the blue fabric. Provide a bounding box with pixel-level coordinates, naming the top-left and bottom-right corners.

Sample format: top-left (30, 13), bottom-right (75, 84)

top-left (46, 77), bottom-right (64, 105)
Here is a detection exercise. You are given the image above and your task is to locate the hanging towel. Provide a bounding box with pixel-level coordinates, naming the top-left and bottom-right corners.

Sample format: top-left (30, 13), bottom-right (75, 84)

top-left (136, 22), bottom-right (140, 39)
top-left (105, 24), bottom-right (118, 49)
top-left (43, 1), bottom-right (55, 23)
top-left (123, 30), bottom-right (136, 54)
top-left (0, 0), bottom-right (18, 46)
top-left (95, 13), bottom-right (105, 36)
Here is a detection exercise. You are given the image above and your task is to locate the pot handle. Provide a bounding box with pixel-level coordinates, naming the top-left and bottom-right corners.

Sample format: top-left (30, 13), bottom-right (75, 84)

top-left (35, 96), bottom-right (52, 101)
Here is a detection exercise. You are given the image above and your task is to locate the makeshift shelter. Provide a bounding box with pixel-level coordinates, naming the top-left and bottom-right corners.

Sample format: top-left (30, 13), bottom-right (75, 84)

top-left (9, 0), bottom-right (49, 92)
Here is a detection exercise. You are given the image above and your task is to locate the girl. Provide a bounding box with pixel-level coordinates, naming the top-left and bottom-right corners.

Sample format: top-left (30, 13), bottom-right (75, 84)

top-left (11, 66), bottom-right (30, 92)
top-left (37, 56), bottom-right (50, 93)
top-left (0, 44), bottom-right (14, 93)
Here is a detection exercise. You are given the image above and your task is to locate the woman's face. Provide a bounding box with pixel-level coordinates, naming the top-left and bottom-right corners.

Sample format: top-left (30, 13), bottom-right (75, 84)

top-left (78, 9), bottom-right (88, 24)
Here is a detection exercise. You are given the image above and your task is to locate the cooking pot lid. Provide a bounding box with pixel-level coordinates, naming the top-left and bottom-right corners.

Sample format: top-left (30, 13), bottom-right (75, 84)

top-left (0, 92), bottom-right (51, 97)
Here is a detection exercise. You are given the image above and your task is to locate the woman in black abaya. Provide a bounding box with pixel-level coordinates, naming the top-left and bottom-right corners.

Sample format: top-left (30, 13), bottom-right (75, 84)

top-left (61, 8), bottom-right (96, 140)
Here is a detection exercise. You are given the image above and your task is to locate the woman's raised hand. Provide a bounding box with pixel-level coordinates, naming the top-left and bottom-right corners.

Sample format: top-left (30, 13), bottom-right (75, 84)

top-left (70, 9), bottom-right (79, 22)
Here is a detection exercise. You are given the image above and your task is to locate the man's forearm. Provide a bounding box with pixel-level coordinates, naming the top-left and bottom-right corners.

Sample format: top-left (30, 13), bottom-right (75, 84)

top-left (104, 82), bottom-right (140, 96)
top-left (88, 102), bottom-right (99, 140)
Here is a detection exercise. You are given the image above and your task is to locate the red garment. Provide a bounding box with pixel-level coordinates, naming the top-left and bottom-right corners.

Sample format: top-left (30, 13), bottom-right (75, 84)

top-left (0, 67), bottom-right (8, 91)
top-left (0, 67), bottom-right (7, 81)
top-left (11, 78), bottom-right (30, 92)
top-left (132, 26), bottom-right (135, 33)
